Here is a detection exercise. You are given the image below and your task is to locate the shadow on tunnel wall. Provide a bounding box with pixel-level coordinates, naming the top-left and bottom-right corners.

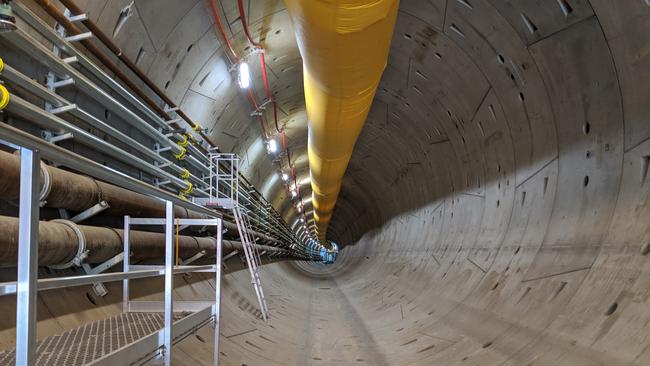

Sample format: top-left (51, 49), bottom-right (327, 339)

top-left (322, 3), bottom-right (634, 273)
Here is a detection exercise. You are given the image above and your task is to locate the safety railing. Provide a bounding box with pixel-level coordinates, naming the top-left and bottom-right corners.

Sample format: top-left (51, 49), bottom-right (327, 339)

top-left (0, 124), bottom-right (224, 366)
top-left (194, 152), bottom-right (239, 210)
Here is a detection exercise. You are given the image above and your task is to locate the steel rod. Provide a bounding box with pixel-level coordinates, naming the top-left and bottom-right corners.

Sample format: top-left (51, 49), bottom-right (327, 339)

top-left (15, 148), bottom-right (40, 366)
top-left (122, 215), bottom-right (130, 313)
top-left (164, 201), bottom-right (173, 365)
top-left (4, 94), bottom-right (192, 191)
top-left (214, 219), bottom-right (222, 366)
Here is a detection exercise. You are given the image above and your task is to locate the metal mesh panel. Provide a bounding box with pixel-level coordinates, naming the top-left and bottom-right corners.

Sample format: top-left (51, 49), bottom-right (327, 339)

top-left (0, 312), bottom-right (187, 365)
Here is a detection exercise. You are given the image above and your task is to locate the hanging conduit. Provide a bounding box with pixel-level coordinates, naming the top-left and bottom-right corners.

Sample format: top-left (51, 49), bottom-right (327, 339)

top-left (284, 0), bottom-right (400, 241)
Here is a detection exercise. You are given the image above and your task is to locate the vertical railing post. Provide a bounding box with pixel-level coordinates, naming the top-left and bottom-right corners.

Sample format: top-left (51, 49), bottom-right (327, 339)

top-left (122, 215), bottom-right (130, 313)
top-left (163, 200), bottom-right (174, 365)
top-left (209, 153), bottom-right (214, 201)
top-left (15, 148), bottom-right (40, 366)
top-left (214, 218), bottom-right (222, 366)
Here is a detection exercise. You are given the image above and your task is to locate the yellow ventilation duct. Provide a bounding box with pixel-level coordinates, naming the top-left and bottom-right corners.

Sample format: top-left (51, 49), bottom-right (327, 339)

top-left (284, 0), bottom-right (399, 241)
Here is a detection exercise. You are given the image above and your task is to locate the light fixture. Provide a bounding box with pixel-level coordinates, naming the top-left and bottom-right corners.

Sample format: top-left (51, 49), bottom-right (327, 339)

top-left (297, 205), bottom-right (302, 212)
top-left (300, 217), bottom-right (305, 223)
top-left (267, 138), bottom-right (278, 153)
top-left (238, 61), bottom-right (250, 89)
top-left (281, 172), bottom-right (289, 181)
top-left (291, 189), bottom-right (297, 198)
top-left (0, 1), bottom-right (16, 32)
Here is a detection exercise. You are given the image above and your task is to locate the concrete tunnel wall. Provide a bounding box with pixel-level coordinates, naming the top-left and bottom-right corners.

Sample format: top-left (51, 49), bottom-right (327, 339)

top-left (1, 0), bottom-right (649, 365)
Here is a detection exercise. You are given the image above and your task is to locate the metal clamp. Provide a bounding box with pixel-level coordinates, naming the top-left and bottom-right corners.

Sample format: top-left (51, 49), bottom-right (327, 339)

top-left (179, 168), bottom-right (190, 180)
top-left (173, 145), bottom-right (186, 160)
top-left (0, 83), bottom-right (10, 110)
top-left (39, 161), bottom-right (52, 206)
top-left (48, 219), bottom-right (88, 269)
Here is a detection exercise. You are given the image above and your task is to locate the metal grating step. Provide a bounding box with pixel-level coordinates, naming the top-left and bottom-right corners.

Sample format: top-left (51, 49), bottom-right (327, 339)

top-left (193, 197), bottom-right (236, 209)
top-left (0, 312), bottom-right (189, 365)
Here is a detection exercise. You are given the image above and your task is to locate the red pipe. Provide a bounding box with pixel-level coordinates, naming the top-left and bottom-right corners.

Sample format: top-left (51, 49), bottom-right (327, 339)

top-left (237, 0), bottom-right (261, 48)
top-left (209, 0), bottom-right (239, 61)
top-left (260, 52), bottom-right (281, 133)
top-left (236, 0), bottom-right (281, 133)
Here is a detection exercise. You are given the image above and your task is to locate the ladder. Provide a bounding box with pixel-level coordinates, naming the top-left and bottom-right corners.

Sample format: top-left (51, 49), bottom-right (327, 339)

top-left (196, 152), bottom-right (269, 320)
top-left (232, 206), bottom-right (269, 321)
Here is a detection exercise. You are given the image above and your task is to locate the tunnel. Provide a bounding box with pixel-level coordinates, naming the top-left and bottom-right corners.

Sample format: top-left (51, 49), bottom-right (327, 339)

top-left (0, 0), bottom-right (649, 365)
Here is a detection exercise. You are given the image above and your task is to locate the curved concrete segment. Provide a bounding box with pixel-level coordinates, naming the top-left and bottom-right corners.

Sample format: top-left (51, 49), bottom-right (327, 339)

top-left (0, 0), bottom-right (649, 365)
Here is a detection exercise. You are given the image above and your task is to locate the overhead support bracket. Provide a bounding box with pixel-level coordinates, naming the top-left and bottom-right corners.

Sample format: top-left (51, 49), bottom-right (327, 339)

top-left (155, 161), bottom-right (173, 169)
top-left (223, 250), bottom-right (238, 262)
top-left (154, 179), bottom-right (171, 187)
top-left (42, 131), bottom-right (73, 144)
top-left (49, 77), bottom-right (74, 89)
top-left (155, 146), bottom-right (172, 153)
top-left (62, 56), bottom-right (78, 64)
top-left (49, 104), bottom-right (76, 115)
top-left (66, 13), bottom-right (88, 22)
top-left (69, 200), bottom-right (110, 223)
top-left (181, 250), bottom-right (207, 279)
top-left (258, 98), bottom-right (272, 110)
top-left (64, 31), bottom-right (92, 42)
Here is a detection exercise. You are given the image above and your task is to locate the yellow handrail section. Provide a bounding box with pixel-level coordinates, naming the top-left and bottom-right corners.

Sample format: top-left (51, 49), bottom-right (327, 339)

top-left (284, 0), bottom-right (399, 241)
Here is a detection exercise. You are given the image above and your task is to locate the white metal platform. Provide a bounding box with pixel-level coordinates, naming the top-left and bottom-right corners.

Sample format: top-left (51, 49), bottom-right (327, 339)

top-left (0, 310), bottom-right (212, 365)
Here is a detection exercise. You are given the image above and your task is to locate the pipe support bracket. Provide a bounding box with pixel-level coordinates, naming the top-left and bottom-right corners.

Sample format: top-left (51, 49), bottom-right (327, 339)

top-left (48, 219), bottom-right (88, 269)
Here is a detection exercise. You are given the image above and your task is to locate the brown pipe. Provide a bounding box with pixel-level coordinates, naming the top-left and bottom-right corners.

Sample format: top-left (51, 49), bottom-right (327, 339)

top-left (0, 150), bottom-right (283, 244)
top-left (0, 215), bottom-right (299, 267)
top-left (37, 0), bottom-right (215, 148)
top-left (0, 149), bottom-right (200, 217)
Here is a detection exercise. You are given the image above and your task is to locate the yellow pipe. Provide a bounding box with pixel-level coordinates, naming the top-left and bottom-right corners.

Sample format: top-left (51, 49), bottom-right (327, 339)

top-left (284, 0), bottom-right (399, 241)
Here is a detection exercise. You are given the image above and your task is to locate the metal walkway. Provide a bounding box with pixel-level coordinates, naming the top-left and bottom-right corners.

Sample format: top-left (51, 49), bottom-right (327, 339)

top-left (0, 312), bottom-right (203, 365)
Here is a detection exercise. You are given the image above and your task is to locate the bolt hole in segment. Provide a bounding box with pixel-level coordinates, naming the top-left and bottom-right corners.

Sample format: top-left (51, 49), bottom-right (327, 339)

top-left (605, 302), bottom-right (618, 316)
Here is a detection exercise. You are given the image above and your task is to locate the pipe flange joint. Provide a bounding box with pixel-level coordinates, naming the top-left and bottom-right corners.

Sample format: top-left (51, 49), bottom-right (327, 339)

top-left (48, 219), bottom-right (88, 269)
top-left (39, 162), bottom-right (52, 205)
top-left (0, 83), bottom-right (10, 111)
